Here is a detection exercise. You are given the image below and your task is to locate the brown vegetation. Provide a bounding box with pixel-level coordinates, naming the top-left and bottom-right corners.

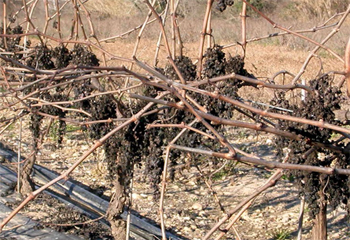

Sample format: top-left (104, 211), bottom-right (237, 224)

top-left (0, 1), bottom-right (350, 239)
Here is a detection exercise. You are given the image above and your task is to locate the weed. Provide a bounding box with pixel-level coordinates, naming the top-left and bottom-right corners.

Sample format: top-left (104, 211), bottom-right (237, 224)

top-left (317, 49), bottom-right (331, 59)
top-left (212, 161), bottom-right (238, 181)
top-left (49, 121), bottom-right (60, 142)
top-left (281, 174), bottom-right (295, 182)
top-left (66, 124), bottom-right (81, 132)
top-left (5, 123), bottom-right (15, 131)
top-left (212, 170), bottom-right (226, 181)
top-left (271, 228), bottom-right (291, 240)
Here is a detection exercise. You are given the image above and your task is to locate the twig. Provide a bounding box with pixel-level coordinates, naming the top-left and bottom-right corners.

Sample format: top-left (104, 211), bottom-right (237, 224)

top-left (345, 36), bottom-right (350, 97)
top-left (2, 224), bottom-right (24, 232)
top-left (126, 178), bottom-right (132, 240)
top-left (203, 169), bottom-right (284, 239)
top-left (144, 0), bottom-right (186, 84)
top-left (42, 215), bottom-right (105, 227)
top-left (169, 144), bottom-right (350, 175)
top-left (196, 163), bottom-right (227, 214)
top-left (214, 198), bottom-right (255, 240)
top-left (77, 0), bottom-right (107, 66)
top-left (175, 82), bottom-right (350, 134)
top-left (207, 73), bottom-right (314, 92)
top-left (160, 145), bottom-right (171, 240)
top-left (2, 0), bottom-right (8, 50)
top-left (214, 154), bottom-right (290, 239)
top-left (17, 117), bottom-right (22, 193)
top-left (297, 196), bottom-right (305, 240)
top-left (147, 122), bottom-right (215, 139)
top-left (22, 0), bottom-right (43, 44)
top-left (55, 0), bottom-right (62, 39)
top-left (29, 98), bottom-right (93, 117)
top-left (0, 119), bottom-right (15, 135)
top-left (231, 226), bottom-right (242, 240)
top-left (154, 2), bottom-right (169, 66)
top-left (43, 0), bottom-right (49, 34)
top-left (7, 0), bottom-right (35, 28)
top-left (197, 0), bottom-right (214, 77)
top-left (171, 0), bottom-right (176, 58)
top-left (206, 10), bottom-right (212, 49)
top-left (126, 0), bottom-right (156, 88)
top-left (291, 3), bottom-right (350, 84)
top-left (100, 18), bottom-right (158, 43)
top-left (159, 119), bottom-right (198, 239)
top-left (240, 1), bottom-right (247, 58)
top-left (223, 21), bottom-right (339, 50)
top-left (174, 0), bottom-right (183, 57)
top-left (242, 0), bottom-right (344, 63)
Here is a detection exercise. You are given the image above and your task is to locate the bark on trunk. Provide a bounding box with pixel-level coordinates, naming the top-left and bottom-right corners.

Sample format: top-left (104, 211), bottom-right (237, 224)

top-left (20, 115), bottom-right (42, 196)
top-left (107, 169), bottom-right (127, 239)
top-left (311, 189), bottom-right (327, 240)
top-left (19, 155), bottom-right (36, 196)
top-left (19, 128), bottom-right (39, 196)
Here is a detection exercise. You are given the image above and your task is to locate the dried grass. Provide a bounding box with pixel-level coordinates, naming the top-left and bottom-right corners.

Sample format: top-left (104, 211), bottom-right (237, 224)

top-left (295, 0), bottom-right (349, 19)
top-left (84, 0), bottom-right (145, 17)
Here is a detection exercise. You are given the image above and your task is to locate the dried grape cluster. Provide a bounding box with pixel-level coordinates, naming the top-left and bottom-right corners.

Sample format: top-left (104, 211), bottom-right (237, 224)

top-left (25, 45), bottom-right (55, 70)
top-left (71, 45), bottom-right (99, 66)
top-left (164, 56), bottom-right (197, 81)
top-left (216, 0), bottom-right (235, 12)
top-left (25, 44), bottom-right (73, 71)
top-left (269, 91), bottom-right (295, 113)
top-left (202, 45), bottom-right (226, 79)
top-left (25, 44), bottom-right (76, 145)
top-left (53, 45), bottom-right (72, 69)
top-left (24, 44), bottom-right (99, 148)
top-left (199, 45), bottom-right (251, 118)
top-left (85, 95), bottom-right (120, 181)
top-left (272, 75), bottom-right (349, 219)
top-left (86, 90), bottom-right (163, 197)
top-left (86, 84), bottom-right (179, 198)
top-left (226, 55), bottom-right (253, 79)
top-left (159, 48), bottom-right (254, 175)
top-left (0, 25), bottom-right (24, 62)
top-left (68, 45), bottom-right (101, 114)
top-left (41, 92), bottom-right (69, 145)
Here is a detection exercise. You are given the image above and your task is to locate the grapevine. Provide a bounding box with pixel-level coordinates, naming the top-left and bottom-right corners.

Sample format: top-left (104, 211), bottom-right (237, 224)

top-left (272, 74), bottom-right (349, 219)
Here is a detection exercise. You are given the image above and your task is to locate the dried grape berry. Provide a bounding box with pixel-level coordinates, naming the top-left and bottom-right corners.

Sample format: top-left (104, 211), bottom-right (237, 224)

top-left (25, 45), bottom-right (55, 70)
top-left (202, 45), bottom-right (226, 79)
top-left (71, 44), bottom-right (99, 66)
top-left (53, 45), bottom-right (72, 69)
top-left (165, 56), bottom-right (197, 81)
top-left (216, 0), bottom-right (235, 12)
